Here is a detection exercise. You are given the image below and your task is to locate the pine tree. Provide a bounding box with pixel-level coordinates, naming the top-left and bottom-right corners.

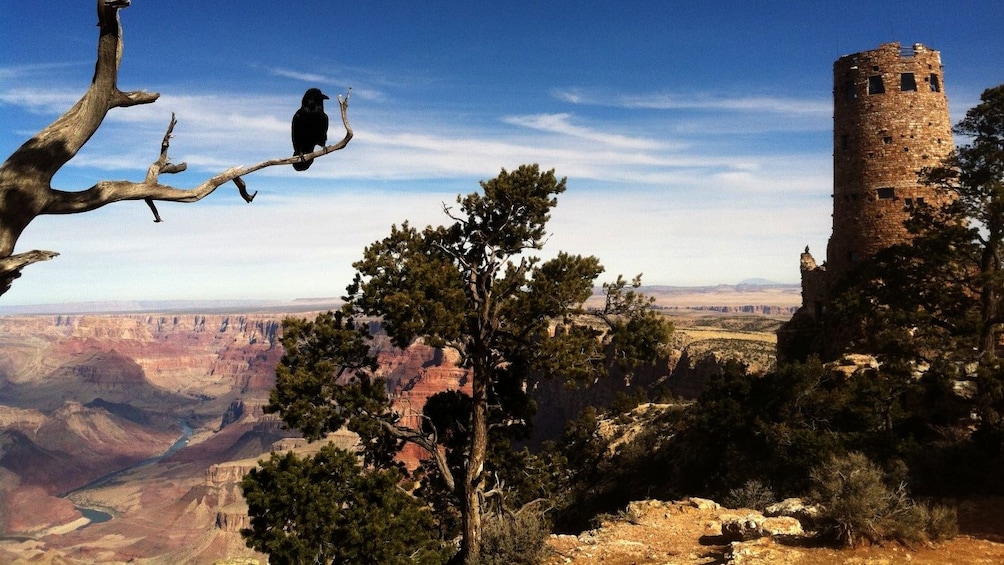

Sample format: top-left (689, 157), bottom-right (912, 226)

top-left (264, 165), bottom-right (672, 563)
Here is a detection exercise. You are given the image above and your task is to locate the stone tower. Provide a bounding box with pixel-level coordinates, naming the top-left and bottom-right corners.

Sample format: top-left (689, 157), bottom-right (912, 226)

top-left (825, 42), bottom-right (953, 277)
top-left (791, 42), bottom-right (954, 326)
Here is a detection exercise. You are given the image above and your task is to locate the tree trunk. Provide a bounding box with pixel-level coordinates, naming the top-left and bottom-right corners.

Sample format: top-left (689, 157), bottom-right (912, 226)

top-left (980, 239), bottom-right (1000, 359)
top-left (458, 355), bottom-right (489, 564)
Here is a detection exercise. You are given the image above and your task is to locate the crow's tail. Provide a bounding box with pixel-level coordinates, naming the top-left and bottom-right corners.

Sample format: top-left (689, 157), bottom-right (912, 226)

top-left (292, 158), bottom-right (313, 171)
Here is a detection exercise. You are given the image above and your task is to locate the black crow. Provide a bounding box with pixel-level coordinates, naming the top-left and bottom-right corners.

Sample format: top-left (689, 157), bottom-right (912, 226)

top-left (291, 88), bottom-right (329, 171)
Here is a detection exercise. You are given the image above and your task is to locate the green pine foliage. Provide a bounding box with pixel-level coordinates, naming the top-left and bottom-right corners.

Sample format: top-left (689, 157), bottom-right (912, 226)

top-left (258, 165), bottom-right (672, 564)
top-left (240, 445), bottom-right (450, 565)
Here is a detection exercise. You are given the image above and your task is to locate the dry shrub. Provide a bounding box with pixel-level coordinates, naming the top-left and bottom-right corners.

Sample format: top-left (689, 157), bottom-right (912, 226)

top-left (724, 479), bottom-right (777, 511)
top-left (923, 503), bottom-right (959, 542)
top-left (479, 510), bottom-right (552, 565)
top-left (811, 452), bottom-right (958, 546)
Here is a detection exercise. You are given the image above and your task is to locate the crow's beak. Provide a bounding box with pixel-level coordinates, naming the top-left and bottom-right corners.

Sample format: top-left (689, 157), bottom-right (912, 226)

top-left (322, 94), bottom-right (330, 100)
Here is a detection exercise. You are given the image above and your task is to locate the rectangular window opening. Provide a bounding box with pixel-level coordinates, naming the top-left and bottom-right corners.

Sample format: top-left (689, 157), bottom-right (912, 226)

top-left (844, 80), bottom-right (856, 100)
top-left (929, 74), bottom-right (941, 92)
top-left (900, 73), bottom-right (917, 91)
top-left (876, 187), bottom-right (895, 200)
top-left (868, 75), bottom-right (885, 95)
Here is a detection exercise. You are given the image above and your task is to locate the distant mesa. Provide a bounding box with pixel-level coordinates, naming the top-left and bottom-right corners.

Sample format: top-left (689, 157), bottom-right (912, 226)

top-left (736, 278), bottom-right (784, 287)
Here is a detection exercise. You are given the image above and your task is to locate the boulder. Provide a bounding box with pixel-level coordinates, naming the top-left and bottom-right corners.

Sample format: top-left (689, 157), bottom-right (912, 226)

top-left (764, 497), bottom-right (821, 528)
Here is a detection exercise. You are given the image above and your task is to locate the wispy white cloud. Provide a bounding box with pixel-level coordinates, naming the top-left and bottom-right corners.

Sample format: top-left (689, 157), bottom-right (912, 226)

top-left (3, 82), bottom-right (829, 198)
top-left (0, 61), bottom-right (91, 81)
top-left (0, 88), bottom-right (83, 114)
top-left (268, 67), bottom-right (330, 84)
top-left (503, 113), bottom-right (668, 150)
top-left (264, 66), bottom-right (386, 103)
top-left (553, 87), bottom-right (831, 116)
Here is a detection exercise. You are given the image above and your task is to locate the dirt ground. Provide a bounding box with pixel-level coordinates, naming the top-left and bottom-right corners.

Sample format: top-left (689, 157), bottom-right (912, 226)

top-left (546, 498), bottom-right (1004, 565)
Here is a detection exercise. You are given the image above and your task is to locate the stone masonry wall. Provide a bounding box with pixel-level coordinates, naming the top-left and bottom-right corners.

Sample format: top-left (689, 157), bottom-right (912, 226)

top-left (826, 42), bottom-right (953, 278)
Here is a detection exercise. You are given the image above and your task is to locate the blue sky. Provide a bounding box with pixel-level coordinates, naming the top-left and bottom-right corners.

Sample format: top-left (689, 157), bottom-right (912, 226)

top-left (1, 1), bottom-right (1001, 305)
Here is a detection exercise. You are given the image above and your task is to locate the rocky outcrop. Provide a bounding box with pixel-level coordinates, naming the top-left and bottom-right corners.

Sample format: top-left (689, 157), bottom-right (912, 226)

top-left (549, 495), bottom-right (1004, 564)
top-left (378, 340), bottom-right (471, 433)
top-left (719, 512), bottom-right (804, 542)
top-left (0, 405), bottom-right (45, 428)
top-left (206, 462), bottom-right (259, 487)
top-left (216, 511), bottom-right (251, 533)
top-left (666, 349), bottom-right (739, 399)
top-left (219, 399), bottom-right (245, 430)
top-left (764, 497), bottom-right (821, 528)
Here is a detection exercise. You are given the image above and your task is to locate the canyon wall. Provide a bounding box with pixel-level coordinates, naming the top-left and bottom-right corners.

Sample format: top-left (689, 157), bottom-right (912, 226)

top-left (0, 303), bottom-right (780, 563)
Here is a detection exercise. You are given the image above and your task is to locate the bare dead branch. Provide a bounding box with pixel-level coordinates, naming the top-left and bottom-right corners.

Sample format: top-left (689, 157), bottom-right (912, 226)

top-left (377, 419), bottom-right (456, 494)
top-left (0, 0), bottom-right (353, 297)
top-left (42, 90), bottom-right (353, 218)
top-left (42, 89), bottom-right (352, 218)
top-left (234, 177), bottom-right (255, 203)
top-left (0, 250), bottom-right (60, 295)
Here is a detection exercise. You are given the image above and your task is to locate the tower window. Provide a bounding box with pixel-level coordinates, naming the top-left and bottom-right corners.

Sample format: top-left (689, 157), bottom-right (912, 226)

top-left (844, 80), bottom-right (856, 100)
top-left (868, 75), bottom-right (885, 94)
top-left (883, 136), bottom-right (893, 144)
top-left (929, 74), bottom-right (941, 92)
top-left (841, 134), bottom-right (849, 150)
top-left (876, 187), bottom-right (895, 199)
top-left (900, 73), bottom-right (917, 91)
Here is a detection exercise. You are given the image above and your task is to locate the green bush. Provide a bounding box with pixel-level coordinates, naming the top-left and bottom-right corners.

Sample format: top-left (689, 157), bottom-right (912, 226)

top-left (241, 445), bottom-right (450, 565)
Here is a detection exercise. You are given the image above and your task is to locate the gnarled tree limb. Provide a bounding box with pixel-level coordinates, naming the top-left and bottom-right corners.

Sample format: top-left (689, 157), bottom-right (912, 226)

top-left (377, 419), bottom-right (456, 494)
top-left (0, 0), bottom-right (353, 297)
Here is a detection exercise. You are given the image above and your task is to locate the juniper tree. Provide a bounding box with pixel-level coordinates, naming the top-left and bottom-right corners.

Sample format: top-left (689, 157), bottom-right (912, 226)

top-left (241, 444), bottom-right (450, 565)
top-left (918, 84), bottom-right (1004, 358)
top-left (263, 165), bottom-right (672, 564)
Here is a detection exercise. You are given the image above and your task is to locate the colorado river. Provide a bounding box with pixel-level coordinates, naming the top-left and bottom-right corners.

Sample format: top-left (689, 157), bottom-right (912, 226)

top-left (77, 507), bottom-right (113, 525)
top-left (65, 421), bottom-right (195, 527)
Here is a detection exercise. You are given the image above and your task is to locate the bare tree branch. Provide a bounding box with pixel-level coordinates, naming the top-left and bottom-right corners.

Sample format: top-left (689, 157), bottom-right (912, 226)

top-left (0, 0), bottom-right (353, 296)
top-left (377, 419), bottom-right (456, 494)
top-left (0, 250), bottom-right (60, 296)
top-left (42, 91), bottom-right (352, 217)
